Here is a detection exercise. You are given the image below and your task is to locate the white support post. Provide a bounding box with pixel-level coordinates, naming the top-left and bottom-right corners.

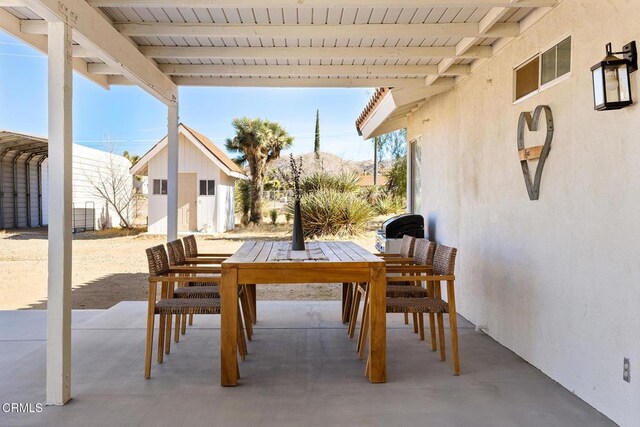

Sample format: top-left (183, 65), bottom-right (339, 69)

top-left (166, 102), bottom-right (179, 242)
top-left (46, 20), bottom-right (73, 406)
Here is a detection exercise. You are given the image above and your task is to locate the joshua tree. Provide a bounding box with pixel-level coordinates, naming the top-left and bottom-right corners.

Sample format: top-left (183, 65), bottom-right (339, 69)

top-left (226, 117), bottom-right (294, 223)
top-left (122, 150), bottom-right (141, 166)
top-left (314, 109), bottom-right (320, 159)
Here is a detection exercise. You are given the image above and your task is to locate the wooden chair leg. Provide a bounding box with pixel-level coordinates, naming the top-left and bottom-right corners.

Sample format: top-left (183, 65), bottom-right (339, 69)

top-left (189, 313), bottom-right (194, 326)
top-left (240, 294), bottom-right (253, 341)
top-left (164, 314), bottom-right (172, 354)
top-left (348, 285), bottom-right (362, 338)
top-left (181, 313), bottom-right (187, 335)
top-left (404, 312), bottom-right (409, 325)
top-left (244, 284), bottom-right (257, 325)
top-left (447, 279), bottom-right (460, 375)
top-left (174, 312), bottom-right (181, 343)
top-left (427, 281), bottom-right (437, 351)
top-left (145, 311), bottom-right (155, 379)
top-left (418, 313), bottom-right (425, 341)
top-left (157, 314), bottom-right (165, 363)
top-left (429, 313), bottom-right (437, 351)
top-left (342, 283), bottom-right (353, 324)
top-left (365, 354), bottom-right (370, 378)
top-left (357, 305), bottom-right (370, 360)
top-left (435, 281), bottom-right (446, 360)
top-left (412, 313), bottom-right (419, 333)
top-left (356, 284), bottom-right (370, 355)
top-left (237, 315), bottom-right (247, 361)
top-left (437, 312), bottom-right (446, 361)
top-left (243, 285), bottom-right (256, 326)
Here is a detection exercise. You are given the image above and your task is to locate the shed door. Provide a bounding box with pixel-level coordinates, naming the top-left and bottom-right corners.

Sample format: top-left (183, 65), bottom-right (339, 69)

top-left (178, 173), bottom-right (197, 232)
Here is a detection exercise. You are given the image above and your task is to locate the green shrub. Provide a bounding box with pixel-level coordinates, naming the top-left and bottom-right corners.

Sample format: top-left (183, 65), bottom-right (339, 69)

top-left (385, 157), bottom-right (407, 198)
top-left (289, 190), bottom-right (374, 238)
top-left (285, 212), bottom-right (292, 224)
top-left (269, 209), bottom-right (278, 225)
top-left (235, 180), bottom-right (251, 225)
top-left (300, 171), bottom-right (360, 194)
top-left (373, 194), bottom-right (405, 215)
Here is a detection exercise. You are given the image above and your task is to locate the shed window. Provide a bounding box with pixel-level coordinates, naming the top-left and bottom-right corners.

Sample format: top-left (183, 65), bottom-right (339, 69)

top-left (514, 36), bottom-right (572, 101)
top-left (200, 180), bottom-right (215, 196)
top-left (153, 179), bottom-right (167, 195)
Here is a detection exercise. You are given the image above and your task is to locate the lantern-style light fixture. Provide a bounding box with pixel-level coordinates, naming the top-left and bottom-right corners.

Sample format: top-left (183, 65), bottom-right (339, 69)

top-left (591, 41), bottom-right (637, 111)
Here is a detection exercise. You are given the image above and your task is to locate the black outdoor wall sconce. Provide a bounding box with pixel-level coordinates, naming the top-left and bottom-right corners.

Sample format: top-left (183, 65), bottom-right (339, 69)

top-left (591, 41), bottom-right (637, 111)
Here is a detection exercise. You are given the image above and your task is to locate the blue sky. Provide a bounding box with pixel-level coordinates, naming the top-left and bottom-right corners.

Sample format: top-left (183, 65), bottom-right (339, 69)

top-left (0, 31), bottom-right (376, 161)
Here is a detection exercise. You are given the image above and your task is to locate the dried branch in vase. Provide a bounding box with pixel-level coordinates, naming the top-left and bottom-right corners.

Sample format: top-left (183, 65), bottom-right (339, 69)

top-left (289, 154), bottom-right (303, 201)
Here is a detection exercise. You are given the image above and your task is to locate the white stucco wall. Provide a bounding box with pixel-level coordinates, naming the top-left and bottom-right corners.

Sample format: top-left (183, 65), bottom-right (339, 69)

top-left (406, 1), bottom-right (639, 425)
top-left (147, 133), bottom-right (236, 234)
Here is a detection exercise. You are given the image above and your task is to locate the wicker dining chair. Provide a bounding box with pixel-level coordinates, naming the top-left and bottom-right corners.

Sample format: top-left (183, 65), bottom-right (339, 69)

top-left (354, 240), bottom-right (437, 357)
top-left (362, 244), bottom-right (460, 376)
top-left (349, 239), bottom-right (434, 341)
top-left (144, 244), bottom-right (246, 379)
top-left (343, 235), bottom-right (418, 326)
top-left (166, 240), bottom-right (254, 344)
top-left (183, 234), bottom-right (233, 259)
top-left (183, 235), bottom-right (258, 325)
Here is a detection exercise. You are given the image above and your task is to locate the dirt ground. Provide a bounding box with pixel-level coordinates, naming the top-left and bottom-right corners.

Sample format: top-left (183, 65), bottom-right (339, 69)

top-left (0, 224), bottom-right (378, 310)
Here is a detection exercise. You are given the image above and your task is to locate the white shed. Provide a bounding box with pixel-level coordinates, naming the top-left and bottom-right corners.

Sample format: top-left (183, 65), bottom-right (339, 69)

top-left (131, 124), bottom-right (245, 234)
top-left (0, 130), bottom-right (133, 231)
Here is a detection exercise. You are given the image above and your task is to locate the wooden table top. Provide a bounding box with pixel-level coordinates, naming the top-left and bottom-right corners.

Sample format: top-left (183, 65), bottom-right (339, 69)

top-left (224, 241), bottom-right (382, 266)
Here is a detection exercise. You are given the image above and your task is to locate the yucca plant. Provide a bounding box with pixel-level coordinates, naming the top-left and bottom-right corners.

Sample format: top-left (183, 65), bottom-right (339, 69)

top-left (373, 194), bottom-right (405, 215)
top-left (300, 171), bottom-right (360, 194)
top-left (289, 190), bottom-right (374, 238)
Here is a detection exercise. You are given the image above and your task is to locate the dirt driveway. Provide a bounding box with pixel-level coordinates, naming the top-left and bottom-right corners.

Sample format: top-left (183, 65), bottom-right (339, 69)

top-left (0, 227), bottom-right (376, 310)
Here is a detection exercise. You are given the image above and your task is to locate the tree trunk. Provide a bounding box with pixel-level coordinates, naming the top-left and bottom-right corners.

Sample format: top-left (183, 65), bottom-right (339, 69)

top-left (249, 172), bottom-right (264, 224)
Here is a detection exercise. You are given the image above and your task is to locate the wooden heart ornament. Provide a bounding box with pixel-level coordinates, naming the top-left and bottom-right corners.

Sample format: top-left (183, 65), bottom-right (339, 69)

top-left (517, 105), bottom-right (554, 200)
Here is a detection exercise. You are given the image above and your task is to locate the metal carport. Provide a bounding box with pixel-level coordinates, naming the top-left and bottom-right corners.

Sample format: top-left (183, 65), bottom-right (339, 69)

top-left (0, 130), bottom-right (48, 229)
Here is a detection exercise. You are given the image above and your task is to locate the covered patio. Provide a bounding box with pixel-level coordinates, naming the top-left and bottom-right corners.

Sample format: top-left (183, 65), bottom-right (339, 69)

top-left (1, 302), bottom-right (614, 426)
top-left (0, 0), bottom-right (637, 425)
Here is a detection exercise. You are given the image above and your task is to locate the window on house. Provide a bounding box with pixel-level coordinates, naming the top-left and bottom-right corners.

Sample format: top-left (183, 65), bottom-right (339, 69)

top-left (199, 180), bottom-right (215, 196)
top-left (514, 36), bottom-right (572, 101)
top-left (153, 179), bottom-right (167, 195)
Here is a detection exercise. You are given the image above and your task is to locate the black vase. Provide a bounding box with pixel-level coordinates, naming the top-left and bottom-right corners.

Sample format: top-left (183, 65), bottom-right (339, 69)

top-left (291, 199), bottom-right (305, 251)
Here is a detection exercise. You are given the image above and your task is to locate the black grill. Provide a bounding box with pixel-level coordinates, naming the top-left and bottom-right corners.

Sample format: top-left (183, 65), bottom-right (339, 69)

top-left (380, 214), bottom-right (424, 239)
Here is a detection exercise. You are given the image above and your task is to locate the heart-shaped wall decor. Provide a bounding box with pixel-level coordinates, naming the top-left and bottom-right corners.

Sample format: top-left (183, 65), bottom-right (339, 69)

top-left (517, 105), bottom-right (554, 200)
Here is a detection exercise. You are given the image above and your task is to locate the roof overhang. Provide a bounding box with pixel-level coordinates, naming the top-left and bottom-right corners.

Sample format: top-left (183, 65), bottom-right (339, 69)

top-left (356, 82), bottom-right (455, 139)
top-left (355, 3), bottom-right (558, 139)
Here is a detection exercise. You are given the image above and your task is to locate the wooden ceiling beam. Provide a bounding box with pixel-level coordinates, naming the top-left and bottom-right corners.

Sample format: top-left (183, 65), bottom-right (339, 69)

top-left (136, 45), bottom-right (492, 60)
top-left (98, 22), bottom-right (520, 39)
top-left (107, 75), bottom-right (458, 88)
top-left (20, 0), bottom-right (177, 105)
top-left (87, 0), bottom-right (557, 8)
top-left (89, 63), bottom-right (470, 77)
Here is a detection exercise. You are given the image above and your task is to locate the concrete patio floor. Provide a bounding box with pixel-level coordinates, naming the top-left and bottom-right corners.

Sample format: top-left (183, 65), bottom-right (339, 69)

top-left (0, 301), bottom-right (614, 426)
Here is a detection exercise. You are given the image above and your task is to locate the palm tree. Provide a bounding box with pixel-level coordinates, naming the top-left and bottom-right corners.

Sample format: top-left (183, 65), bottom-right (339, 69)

top-left (226, 117), bottom-right (294, 223)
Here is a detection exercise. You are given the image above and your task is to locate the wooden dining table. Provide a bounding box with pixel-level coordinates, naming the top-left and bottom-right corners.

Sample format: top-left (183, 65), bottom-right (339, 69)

top-left (220, 240), bottom-right (386, 386)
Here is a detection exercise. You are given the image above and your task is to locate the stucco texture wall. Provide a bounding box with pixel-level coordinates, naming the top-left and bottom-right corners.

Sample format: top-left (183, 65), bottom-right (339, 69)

top-left (407, 1), bottom-right (640, 425)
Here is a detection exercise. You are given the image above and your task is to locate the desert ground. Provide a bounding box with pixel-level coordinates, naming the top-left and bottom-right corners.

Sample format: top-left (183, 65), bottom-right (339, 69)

top-left (0, 224), bottom-right (377, 310)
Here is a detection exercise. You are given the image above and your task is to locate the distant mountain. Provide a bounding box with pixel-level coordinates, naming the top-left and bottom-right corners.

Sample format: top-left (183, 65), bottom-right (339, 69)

top-left (269, 152), bottom-right (392, 178)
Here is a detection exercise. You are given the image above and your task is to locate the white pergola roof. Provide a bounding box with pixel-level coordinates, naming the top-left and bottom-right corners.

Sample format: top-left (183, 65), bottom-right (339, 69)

top-left (1, 0), bottom-right (557, 103)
